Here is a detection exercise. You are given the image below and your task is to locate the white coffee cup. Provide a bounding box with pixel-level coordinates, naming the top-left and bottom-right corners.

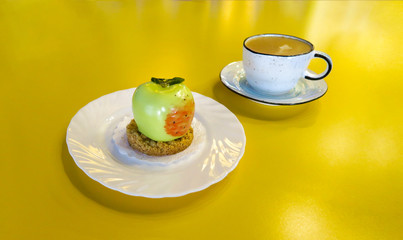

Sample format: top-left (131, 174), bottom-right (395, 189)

top-left (243, 33), bottom-right (332, 95)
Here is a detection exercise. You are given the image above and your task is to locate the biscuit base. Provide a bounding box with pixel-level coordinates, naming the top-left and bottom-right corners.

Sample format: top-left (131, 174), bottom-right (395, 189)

top-left (126, 119), bottom-right (193, 156)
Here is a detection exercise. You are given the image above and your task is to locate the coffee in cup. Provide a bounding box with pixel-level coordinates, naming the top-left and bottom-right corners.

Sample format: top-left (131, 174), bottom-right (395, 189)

top-left (243, 33), bottom-right (332, 95)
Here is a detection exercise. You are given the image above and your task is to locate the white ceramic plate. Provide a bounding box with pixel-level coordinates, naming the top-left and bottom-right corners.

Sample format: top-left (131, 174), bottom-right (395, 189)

top-left (220, 61), bottom-right (328, 105)
top-left (66, 88), bottom-right (246, 198)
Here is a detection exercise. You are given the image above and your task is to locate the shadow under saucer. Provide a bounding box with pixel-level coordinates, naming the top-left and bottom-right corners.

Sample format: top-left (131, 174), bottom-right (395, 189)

top-left (213, 80), bottom-right (321, 122)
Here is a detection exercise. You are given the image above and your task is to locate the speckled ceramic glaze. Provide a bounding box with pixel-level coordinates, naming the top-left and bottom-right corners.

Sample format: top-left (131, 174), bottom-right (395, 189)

top-left (220, 61), bottom-right (328, 105)
top-left (243, 34), bottom-right (332, 95)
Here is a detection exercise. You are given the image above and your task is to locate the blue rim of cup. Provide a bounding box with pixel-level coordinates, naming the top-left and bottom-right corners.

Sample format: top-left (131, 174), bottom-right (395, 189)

top-left (243, 33), bottom-right (315, 57)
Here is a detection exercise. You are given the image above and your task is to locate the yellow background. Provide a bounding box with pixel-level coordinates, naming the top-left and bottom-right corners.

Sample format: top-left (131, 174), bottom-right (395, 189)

top-left (1, 1), bottom-right (402, 239)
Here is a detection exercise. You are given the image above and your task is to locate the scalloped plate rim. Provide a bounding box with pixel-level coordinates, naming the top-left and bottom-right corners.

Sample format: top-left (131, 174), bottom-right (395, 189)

top-left (66, 88), bottom-right (246, 198)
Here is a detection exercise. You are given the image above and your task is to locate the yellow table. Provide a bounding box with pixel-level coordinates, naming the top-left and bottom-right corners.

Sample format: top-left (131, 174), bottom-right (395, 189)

top-left (1, 1), bottom-right (402, 239)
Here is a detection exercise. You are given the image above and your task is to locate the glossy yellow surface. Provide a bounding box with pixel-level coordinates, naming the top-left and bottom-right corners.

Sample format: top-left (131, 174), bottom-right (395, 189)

top-left (1, 1), bottom-right (402, 239)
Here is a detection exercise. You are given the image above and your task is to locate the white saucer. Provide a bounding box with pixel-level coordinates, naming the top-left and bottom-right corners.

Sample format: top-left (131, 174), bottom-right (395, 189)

top-left (66, 88), bottom-right (246, 198)
top-left (220, 61), bottom-right (328, 105)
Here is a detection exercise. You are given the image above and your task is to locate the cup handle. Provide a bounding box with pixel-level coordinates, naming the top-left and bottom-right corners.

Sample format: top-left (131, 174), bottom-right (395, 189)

top-left (305, 51), bottom-right (333, 80)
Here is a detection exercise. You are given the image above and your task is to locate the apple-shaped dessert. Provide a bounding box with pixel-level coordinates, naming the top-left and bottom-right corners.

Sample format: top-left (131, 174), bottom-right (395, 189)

top-left (126, 77), bottom-right (195, 156)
